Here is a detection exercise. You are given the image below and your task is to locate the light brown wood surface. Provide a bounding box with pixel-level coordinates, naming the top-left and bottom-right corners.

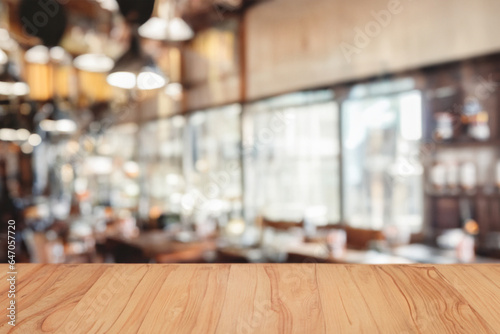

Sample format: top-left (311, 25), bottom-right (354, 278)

top-left (1, 264), bottom-right (500, 333)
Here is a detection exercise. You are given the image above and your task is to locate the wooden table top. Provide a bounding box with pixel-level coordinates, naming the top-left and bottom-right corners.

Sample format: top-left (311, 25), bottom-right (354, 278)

top-left (2, 264), bottom-right (500, 333)
top-left (107, 232), bottom-right (216, 262)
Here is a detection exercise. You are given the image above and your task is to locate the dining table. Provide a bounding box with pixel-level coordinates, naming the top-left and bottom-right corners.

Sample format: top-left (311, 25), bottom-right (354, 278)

top-left (1, 263), bottom-right (500, 333)
top-left (106, 231), bottom-right (217, 263)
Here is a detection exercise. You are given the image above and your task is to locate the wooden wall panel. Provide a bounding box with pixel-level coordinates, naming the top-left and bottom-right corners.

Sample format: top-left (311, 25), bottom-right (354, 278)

top-left (182, 20), bottom-right (241, 111)
top-left (245, 0), bottom-right (500, 100)
top-left (184, 75), bottom-right (241, 111)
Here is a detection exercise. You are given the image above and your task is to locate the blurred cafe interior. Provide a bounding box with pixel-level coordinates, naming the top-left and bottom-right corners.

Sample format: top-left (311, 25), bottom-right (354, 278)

top-left (2, 0), bottom-right (500, 265)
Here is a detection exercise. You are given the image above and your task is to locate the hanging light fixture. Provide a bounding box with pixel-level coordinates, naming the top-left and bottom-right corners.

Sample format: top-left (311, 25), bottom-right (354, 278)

top-left (0, 103), bottom-right (32, 142)
top-left (0, 64), bottom-right (30, 99)
top-left (0, 29), bottom-right (32, 148)
top-left (166, 17), bottom-right (194, 42)
top-left (74, 54), bottom-right (115, 74)
top-left (138, 0), bottom-right (194, 42)
top-left (139, 17), bottom-right (194, 42)
top-left (39, 103), bottom-right (77, 135)
top-left (0, 111), bottom-right (23, 142)
top-left (25, 45), bottom-right (74, 102)
top-left (74, 54), bottom-right (115, 103)
top-left (73, 54), bottom-right (116, 133)
top-left (18, 0), bottom-right (68, 47)
top-left (138, 0), bottom-right (188, 103)
top-left (107, 32), bottom-right (167, 90)
top-left (0, 46), bottom-right (30, 100)
top-left (24, 46), bottom-right (78, 135)
top-left (107, 0), bottom-right (167, 91)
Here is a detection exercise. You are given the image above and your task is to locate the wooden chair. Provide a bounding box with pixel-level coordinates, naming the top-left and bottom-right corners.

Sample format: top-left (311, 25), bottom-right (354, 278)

top-left (259, 217), bottom-right (305, 262)
top-left (104, 238), bottom-right (149, 263)
top-left (306, 224), bottom-right (384, 250)
top-left (261, 217), bottom-right (304, 231)
top-left (344, 226), bottom-right (384, 250)
top-left (260, 217), bottom-right (305, 245)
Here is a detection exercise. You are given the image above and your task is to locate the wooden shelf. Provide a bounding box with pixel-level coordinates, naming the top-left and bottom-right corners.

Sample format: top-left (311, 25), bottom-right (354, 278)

top-left (426, 192), bottom-right (500, 199)
top-left (426, 139), bottom-right (500, 149)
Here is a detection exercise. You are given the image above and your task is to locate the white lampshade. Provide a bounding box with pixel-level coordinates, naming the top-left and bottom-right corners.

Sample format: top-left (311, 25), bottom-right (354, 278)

top-left (139, 17), bottom-right (194, 42)
top-left (107, 33), bottom-right (167, 90)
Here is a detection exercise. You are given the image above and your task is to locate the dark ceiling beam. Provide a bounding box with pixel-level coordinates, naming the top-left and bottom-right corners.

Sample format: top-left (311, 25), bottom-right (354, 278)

top-left (181, 0), bottom-right (268, 31)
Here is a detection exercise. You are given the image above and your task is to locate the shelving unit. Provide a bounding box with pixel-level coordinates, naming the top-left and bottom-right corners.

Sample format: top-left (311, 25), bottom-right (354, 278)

top-left (422, 54), bottom-right (500, 250)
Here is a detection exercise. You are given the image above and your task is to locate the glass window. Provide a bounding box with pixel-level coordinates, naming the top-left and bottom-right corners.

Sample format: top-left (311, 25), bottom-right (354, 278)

top-left (184, 104), bottom-right (243, 220)
top-left (138, 116), bottom-right (186, 219)
top-left (243, 91), bottom-right (340, 226)
top-left (342, 89), bottom-right (424, 232)
top-left (94, 123), bottom-right (140, 210)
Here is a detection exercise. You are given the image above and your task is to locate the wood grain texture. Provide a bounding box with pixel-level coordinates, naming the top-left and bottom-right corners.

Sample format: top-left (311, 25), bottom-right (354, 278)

top-left (1, 264), bottom-right (500, 333)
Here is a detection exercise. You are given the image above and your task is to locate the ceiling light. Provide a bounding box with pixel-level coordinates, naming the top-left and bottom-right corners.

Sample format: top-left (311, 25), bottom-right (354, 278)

top-left (0, 81), bottom-right (30, 97)
top-left (28, 133), bottom-right (42, 146)
top-left (137, 71), bottom-right (165, 90)
top-left (0, 127), bottom-right (32, 142)
top-left (138, 17), bottom-right (168, 41)
top-left (107, 33), bottom-right (167, 90)
top-left (40, 119), bottom-right (77, 133)
top-left (25, 45), bottom-right (50, 64)
top-left (0, 110), bottom-right (31, 142)
top-left (74, 54), bottom-right (114, 103)
top-left (11, 82), bottom-right (30, 96)
top-left (168, 17), bottom-right (194, 42)
top-left (39, 103), bottom-right (77, 134)
top-left (0, 128), bottom-right (17, 141)
top-left (139, 16), bottom-right (194, 42)
top-left (56, 119), bottom-right (77, 133)
top-left (1, 50), bottom-right (30, 99)
top-left (74, 54), bottom-right (115, 73)
top-left (50, 46), bottom-right (71, 64)
top-left (107, 71), bottom-right (136, 89)
top-left (138, 0), bottom-right (194, 42)
top-left (16, 128), bottom-right (30, 141)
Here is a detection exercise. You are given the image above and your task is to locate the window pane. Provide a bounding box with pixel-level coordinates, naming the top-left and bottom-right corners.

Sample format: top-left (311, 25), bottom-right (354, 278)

top-left (138, 117), bottom-right (186, 219)
top-left (342, 90), bottom-right (424, 232)
top-left (244, 91), bottom-right (340, 226)
top-left (185, 104), bottom-right (243, 218)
